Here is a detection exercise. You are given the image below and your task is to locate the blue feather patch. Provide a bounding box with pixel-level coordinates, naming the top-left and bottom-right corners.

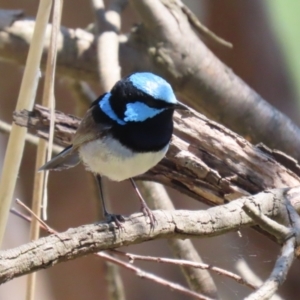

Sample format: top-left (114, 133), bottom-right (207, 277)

top-left (129, 73), bottom-right (177, 104)
top-left (99, 93), bottom-right (125, 125)
top-left (124, 102), bottom-right (165, 122)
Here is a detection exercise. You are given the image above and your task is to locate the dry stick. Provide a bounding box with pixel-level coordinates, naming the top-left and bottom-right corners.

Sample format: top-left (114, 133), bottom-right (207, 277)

top-left (15, 199), bottom-right (54, 234)
top-left (138, 181), bottom-right (219, 298)
top-left (242, 202), bottom-right (293, 242)
top-left (25, 2), bottom-right (62, 299)
top-left (111, 250), bottom-right (257, 290)
top-left (90, 1), bottom-right (126, 300)
top-left (0, 120), bottom-right (62, 154)
top-left (98, 252), bottom-right (215, 300)
top-left (0, 0), bottom-right (52, 246)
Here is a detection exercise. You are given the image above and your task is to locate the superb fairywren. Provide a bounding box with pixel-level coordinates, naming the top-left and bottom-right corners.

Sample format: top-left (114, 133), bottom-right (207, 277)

top-left (40, 72), bottom-right (187, 225)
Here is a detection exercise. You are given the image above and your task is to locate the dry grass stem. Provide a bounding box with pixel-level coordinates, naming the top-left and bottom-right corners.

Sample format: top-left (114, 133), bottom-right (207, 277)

top-left (26, 1), bottom-right (63, 299)
top-left (0, 0), bottom-right (52, 246)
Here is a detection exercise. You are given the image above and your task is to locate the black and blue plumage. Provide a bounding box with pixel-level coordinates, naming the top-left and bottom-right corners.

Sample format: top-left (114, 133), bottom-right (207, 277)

top-left (40, 72), bottom-right (187, 223)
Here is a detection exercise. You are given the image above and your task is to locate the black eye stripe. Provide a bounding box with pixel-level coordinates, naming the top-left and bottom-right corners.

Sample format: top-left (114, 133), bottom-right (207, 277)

top-left (109, 78), bottom-right (175, 119)
top-left (137, 97), bottom-right (173, 109)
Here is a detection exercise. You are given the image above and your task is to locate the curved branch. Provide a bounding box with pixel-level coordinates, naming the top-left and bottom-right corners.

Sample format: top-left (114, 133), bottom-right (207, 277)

top-left (0, 7), bottom-right (300, 159)
top-left (0, 187), bottom-right (297, 284)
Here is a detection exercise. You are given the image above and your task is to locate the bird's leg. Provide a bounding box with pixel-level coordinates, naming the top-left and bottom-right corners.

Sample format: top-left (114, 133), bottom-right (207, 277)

top-left (95, 174), bottom-right (124, 227)
top-left (129, 178), bottom-right (156, 227)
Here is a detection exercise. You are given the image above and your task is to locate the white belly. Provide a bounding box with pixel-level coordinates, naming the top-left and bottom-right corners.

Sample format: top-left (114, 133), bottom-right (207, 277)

top-left (79, 137), bottom-right (168, 181)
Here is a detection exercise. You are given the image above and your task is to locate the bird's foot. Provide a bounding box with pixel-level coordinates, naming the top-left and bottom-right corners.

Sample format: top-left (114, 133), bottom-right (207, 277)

top-left (104, 213), bottom-right (125, 228)
top-left (141, 205), bottom-right (157, 228)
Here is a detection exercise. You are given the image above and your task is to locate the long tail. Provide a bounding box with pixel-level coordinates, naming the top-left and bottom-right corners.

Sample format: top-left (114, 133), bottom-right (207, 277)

top-left (39, 145), bottom-right (80, 171)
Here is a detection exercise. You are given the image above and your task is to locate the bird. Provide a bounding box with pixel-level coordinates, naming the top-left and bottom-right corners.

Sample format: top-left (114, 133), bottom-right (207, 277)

top-left (39, 72), bottom-right (188, 226)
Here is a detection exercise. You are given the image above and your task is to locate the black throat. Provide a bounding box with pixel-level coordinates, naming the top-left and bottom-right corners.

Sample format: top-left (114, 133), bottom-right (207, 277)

top-left (114, 109), bottom-right (174, 152)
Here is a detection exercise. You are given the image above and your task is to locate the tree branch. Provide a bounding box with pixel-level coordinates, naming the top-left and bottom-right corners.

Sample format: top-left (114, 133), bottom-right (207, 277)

top-left (13, 105), bottom-right (300, 206)
top-left (0, 187), bottom-right (298, 284)
top-left (0, 6), bottom-right (300, 159)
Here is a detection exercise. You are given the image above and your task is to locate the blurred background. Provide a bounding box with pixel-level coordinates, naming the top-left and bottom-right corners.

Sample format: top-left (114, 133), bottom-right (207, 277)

top-left (0, 0), bottom-right (300, 299)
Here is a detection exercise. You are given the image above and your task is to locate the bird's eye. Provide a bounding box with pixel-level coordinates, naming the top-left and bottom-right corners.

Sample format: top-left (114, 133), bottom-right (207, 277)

top-left (140, 97), bottom-right (173, 110)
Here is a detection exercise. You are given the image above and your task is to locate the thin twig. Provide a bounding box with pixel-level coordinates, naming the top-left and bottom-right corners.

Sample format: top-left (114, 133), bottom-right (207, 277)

top-left (98, 252), bottom-right (215, 300)
top-left (16, 199), bottom-right (54, 234)
top-left (10, 208), bottom-right (49, 232)
top-left (242, 202), bottom-right (292, 241)
top-left (111, 250), bottom-right (257, 290)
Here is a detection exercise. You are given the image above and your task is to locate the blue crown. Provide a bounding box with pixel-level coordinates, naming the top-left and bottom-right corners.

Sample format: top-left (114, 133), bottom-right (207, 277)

top-left (128, 72), bottom-right (177, 104)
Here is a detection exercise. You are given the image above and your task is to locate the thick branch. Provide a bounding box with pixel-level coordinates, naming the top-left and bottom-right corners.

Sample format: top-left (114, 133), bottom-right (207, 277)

top-left (0, 188), bottom-right (296, 284)
top-left (0, 8), bottom-right (300, 159)
top-left (13, 105), bottom-right (300, 206)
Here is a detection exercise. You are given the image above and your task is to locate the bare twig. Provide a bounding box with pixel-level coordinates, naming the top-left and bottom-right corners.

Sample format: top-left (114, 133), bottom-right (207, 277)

top-left (242, 202), bottom-right (293, 242)
top-left (16, 199), bottom-right (54, 234)
top-left (98, 252), bottom-right (215, 300)
top-left (111, 250), bottom-right (257, 290)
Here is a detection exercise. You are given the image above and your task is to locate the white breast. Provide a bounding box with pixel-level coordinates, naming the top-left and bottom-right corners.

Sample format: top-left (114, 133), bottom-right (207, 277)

top-left (78, 137), bottom-right (168, 182)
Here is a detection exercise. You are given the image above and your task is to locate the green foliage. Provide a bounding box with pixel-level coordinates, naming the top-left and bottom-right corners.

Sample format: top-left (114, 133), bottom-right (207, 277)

top-left (267, 1), bottom-right (300, 102)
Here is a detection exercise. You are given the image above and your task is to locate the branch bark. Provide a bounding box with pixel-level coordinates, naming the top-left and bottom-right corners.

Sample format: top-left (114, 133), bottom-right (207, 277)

top-left (13, 105), bottom-right (300, 206)
top-left (0, 187), bottom-right (298, 284)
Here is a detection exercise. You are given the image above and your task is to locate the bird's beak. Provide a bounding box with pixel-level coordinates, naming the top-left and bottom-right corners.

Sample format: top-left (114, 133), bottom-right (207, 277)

top-left (174, 101), bottom-right (189, 110)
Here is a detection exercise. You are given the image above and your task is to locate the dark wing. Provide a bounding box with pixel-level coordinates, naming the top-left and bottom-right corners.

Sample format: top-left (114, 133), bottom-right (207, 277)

top-left (72, 94), bottom-right (113, 149)
top-left (39, 94), bottom-right (113, 171)
top-left (39, 145), bottom-right (80, 171)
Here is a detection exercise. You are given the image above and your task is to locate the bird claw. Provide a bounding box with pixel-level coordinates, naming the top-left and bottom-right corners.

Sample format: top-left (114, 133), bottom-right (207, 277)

top-left (141, 206), bottom-right (157, 228)
top-left (104, 213), bottom-right (125, 228)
